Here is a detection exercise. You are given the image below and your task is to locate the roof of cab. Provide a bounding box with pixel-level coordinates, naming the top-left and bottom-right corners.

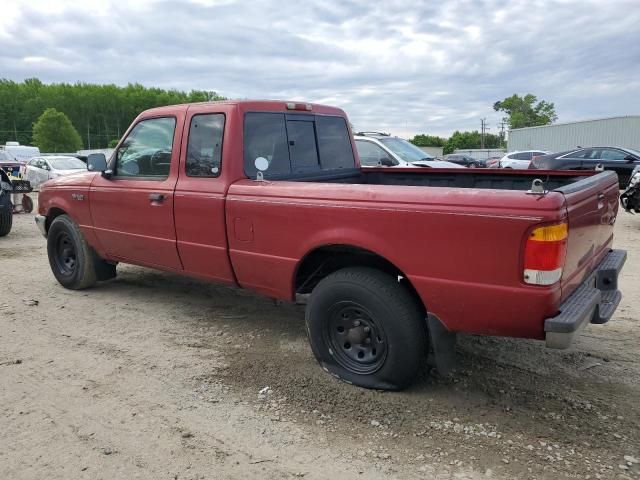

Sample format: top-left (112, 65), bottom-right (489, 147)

top-left (140, 100), bottom-right (347, 117)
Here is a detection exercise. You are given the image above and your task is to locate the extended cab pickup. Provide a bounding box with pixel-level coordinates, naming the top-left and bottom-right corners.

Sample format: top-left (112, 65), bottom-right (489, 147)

top-left (36, 100), bottom-right (626, 390)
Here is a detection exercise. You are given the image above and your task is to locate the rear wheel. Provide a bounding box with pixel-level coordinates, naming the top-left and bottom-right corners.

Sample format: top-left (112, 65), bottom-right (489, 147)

top-left (306, 267), bottom-right (427, 390)
top-left (47, 215), bottom-right (116, 289)
top-left (0, 194), bottom-right (12, 237)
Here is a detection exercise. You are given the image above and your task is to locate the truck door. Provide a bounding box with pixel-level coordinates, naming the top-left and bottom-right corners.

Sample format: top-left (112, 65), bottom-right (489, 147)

top-left (173, 107), bottom-right (235, 284)
top-left (90, 115), bottom-right (183, 270)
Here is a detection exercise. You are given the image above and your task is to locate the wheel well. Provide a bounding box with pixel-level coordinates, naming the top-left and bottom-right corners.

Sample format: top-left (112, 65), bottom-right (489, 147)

top-left (45, 207), bottom-right (67, 232)
top-left (294, 245), bottom-right (425, 314)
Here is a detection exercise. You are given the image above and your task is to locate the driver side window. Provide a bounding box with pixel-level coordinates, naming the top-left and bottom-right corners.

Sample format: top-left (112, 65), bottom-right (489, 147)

top-left (115, 117), bottom-right (176, 179)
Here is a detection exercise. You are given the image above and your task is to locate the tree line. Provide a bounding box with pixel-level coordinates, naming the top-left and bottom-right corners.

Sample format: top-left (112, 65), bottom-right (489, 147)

top-left (0, 78), bottom-right (224, 149)
top-left (410, 94), bottom-right (557, 154)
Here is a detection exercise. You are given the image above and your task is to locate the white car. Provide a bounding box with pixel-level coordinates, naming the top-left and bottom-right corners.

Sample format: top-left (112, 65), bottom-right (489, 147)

top-left (354, 133), bottom-right (463, 168)
top-left (499, 150), bottom-right (549, 169)
top-left (23, 155), bottom-right (87, 188)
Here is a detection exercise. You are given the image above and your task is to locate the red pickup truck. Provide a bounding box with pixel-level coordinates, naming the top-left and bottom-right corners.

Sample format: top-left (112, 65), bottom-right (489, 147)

top-left (36, 100), bottom-right (626, 390)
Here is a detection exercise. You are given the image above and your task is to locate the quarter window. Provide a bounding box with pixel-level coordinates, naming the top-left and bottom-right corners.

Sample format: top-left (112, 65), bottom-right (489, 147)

top-left (186, 114), bottom-right (225, 177)
top-left (115, 117), bottom-right (176, 179)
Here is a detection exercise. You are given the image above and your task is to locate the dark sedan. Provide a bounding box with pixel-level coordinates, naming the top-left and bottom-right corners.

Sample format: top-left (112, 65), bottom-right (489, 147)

top-left (441, 154), bottom-right (485, 168)
top-left (530, 147), bottom-right (640, 186)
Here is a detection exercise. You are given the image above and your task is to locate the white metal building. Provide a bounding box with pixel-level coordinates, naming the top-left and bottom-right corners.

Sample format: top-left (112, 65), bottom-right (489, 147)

top-left (508, 116), bottom-right (640, 152)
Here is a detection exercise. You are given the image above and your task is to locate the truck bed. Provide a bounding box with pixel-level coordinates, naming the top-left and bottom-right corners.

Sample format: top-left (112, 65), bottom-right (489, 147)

top-left (313, 168), bottom-right (589, 192)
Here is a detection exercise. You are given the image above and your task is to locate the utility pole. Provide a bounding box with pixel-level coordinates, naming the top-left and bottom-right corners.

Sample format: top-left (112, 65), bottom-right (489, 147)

top-left (497, 120), bottom-right (507, 148)
top-left (480, 118), bottom-right (487, 149)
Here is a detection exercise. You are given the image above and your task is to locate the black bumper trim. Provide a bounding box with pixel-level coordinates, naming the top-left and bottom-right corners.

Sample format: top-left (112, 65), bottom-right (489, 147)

top-left (545, 249), bottom-right (626, 349)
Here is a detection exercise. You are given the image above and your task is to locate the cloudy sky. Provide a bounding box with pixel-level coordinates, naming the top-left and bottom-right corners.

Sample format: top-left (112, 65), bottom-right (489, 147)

top-left (1, 0), bottom-right (639, 137)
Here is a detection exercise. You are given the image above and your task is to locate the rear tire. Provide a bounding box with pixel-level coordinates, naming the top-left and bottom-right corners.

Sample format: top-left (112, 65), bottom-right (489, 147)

top-left (305, 267), bottom-right (427, 390)
top-left (0, 194), bottom-right (12, 237)
top-left (47, 215), bottom-right (115, 289)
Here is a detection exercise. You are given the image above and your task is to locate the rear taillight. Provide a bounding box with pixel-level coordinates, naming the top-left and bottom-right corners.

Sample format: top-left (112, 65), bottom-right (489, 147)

top-left (523, 222), bottom-right (568, 285)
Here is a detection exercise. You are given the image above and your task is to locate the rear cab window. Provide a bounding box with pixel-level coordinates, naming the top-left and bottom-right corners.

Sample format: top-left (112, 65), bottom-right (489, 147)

top-left (244, 113), bottom-right (355, 179)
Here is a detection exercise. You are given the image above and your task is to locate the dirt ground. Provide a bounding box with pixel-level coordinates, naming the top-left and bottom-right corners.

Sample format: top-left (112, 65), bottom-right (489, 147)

top-left (1, 200), bottom-right (639, 480)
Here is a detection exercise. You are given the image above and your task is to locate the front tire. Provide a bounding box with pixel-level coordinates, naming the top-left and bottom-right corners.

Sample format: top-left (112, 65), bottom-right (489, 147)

top-left (305, 267), bottom-right (428, 390)
top-left (47, 215), bottom-right (111, 289)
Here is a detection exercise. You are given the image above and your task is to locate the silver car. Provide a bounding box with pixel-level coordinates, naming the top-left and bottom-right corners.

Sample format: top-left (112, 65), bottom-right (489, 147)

top-left (23, 156), bottom-right (87, 188)
top-left (354, 133), bottom-right (463, 168)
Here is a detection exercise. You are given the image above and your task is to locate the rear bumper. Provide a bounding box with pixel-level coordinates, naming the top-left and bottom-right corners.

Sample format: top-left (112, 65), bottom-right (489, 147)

top-left (545, 249), bottom-right (626, 349)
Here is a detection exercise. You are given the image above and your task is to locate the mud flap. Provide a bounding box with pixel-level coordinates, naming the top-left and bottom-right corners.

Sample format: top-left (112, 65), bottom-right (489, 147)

top-left (427, 313), bottom-right (457, 376)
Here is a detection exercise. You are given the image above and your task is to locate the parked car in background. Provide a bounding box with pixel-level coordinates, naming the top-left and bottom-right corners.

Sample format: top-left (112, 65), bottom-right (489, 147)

top-left (530, 147), bottom-right (640, 187)
top-left (486, 156), bottom-right (502, 168)
top-left (499, 150), bottom-right (549, 169)
top-left (355, 133), bottom-right (462, 168)
top-left (23, 155), bottom-right (87, 188)
top-left (1, 142), bottom-right (40, 164)
top-left (441, 153), bottom-right (485, 168)
top-left (0, 149), bottom-right (23, 178)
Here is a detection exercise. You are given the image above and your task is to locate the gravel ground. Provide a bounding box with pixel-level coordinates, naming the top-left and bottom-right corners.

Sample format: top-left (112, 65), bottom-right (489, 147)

top-left (1, 200), bottom-right (639, 479)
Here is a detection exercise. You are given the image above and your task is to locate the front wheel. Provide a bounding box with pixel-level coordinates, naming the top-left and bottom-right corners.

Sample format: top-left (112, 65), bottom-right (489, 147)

top-left (47, 215), bottom-right (115, 289)
top-left (305, 267), bottom-right (428, 390)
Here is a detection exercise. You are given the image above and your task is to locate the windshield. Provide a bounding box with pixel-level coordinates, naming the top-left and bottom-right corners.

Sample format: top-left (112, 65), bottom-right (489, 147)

top-left (49, 157), bottom-right (86, 170)
top-left (625, 148), bottom-right (640, 158)
top-left (379, 138), bottom-right (434, 162)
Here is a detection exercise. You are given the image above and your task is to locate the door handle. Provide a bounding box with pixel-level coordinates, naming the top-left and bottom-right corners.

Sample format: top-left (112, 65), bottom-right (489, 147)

top-left (149, 193), bottom-right (165, 202)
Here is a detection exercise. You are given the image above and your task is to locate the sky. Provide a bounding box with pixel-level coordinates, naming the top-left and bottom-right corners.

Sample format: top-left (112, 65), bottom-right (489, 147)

top-left (1, 0), bottom-right (639, 138)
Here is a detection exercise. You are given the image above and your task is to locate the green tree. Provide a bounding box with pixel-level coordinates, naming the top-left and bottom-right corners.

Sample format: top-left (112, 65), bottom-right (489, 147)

top-left (0, 78), bottom-right (226, 148)
top-left (409, 134), bottom-right (446, 147)
top-left (442, 130), bottom-right (501, 154)
top-left (32, 108), bottom-right (83, 152)
top-left (493, 94), bottom-right (557, 129)
top-left (108, 139), bottom-right (119, 148)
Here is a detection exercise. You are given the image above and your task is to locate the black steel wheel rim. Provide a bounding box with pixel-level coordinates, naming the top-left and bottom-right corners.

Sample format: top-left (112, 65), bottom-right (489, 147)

top-left (54, 231), bottom-right (77, 276)
top-left (324, 302), bottom-right (387, 374)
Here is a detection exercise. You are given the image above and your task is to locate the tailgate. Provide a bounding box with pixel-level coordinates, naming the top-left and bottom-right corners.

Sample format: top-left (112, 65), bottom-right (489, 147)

top-left (557, 171), bottom-right (620, 299)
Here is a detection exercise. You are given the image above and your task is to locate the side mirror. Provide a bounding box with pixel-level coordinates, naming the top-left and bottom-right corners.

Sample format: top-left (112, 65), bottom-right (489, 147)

top-left (379, 157), bottom-right (395, 167)
top-left (87, 153), bottom-right (108, 173)
top-left (625, 155), bottom-right (636, 163)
